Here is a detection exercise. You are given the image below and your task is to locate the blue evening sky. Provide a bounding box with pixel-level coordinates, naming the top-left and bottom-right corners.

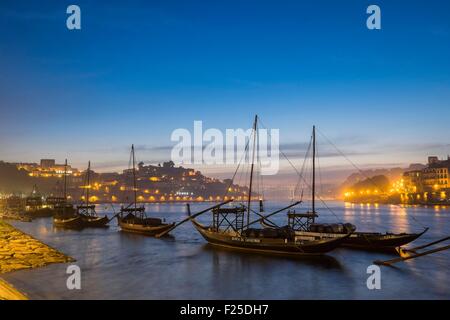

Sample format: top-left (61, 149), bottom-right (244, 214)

top-left (0, 0), bottom-right (449, 180)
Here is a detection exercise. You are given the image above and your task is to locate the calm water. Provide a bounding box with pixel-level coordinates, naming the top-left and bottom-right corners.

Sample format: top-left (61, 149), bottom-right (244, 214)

top-left (3, 202), bottom-right (450, 299)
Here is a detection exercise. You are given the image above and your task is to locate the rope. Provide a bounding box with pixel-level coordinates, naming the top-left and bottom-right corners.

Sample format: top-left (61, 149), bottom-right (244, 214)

top-left (294, 137), bottom-right (312, 202)
top-left (222, 128), bottom-right (251, 200)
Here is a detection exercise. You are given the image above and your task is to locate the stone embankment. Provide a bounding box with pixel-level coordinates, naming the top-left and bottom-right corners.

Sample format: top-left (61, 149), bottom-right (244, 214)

top-left (0, 220), bottom-right (74, 299)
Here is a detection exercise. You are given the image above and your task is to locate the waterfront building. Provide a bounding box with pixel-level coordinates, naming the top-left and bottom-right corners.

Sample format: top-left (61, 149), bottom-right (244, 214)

top-left (402, 156), bottom-right (450, 203)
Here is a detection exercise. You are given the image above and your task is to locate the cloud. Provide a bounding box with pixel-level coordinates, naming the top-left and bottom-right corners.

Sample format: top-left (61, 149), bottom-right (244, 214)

top-left (278, 140), bottom-right (376, 159)
top-left (383, 142), bottom-right (450, 153)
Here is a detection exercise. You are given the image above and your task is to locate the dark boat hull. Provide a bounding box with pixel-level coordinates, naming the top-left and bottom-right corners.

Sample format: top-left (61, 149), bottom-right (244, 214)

top-left (191, 219), bottom-right (351, 256)
top-left (79, 214), bottom-right (109, 228)
top-left (263, 220), bottom-right (428, 251)
top-left (341, 229), bottom-right (428, 251)
top-left (118, 217), bottom-right (175, 236)
top-left (53, 215), bottom-right (84, 229)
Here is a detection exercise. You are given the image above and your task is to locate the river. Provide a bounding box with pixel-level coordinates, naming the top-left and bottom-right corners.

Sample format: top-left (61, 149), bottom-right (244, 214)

top-left (3, 201), bottom-right (449, 299)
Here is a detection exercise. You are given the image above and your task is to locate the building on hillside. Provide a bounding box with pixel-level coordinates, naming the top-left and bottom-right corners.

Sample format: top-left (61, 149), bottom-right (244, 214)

top-left (16, 159), bottom-right (80, 178)
top-left (402, 156), bottom-right (449, 203)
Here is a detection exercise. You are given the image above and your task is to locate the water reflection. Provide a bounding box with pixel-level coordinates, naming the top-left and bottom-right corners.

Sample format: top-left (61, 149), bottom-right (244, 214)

top-left (4, 201), bottom-right (450, 299)
top-left (203, 244), bottom-right (343, 270)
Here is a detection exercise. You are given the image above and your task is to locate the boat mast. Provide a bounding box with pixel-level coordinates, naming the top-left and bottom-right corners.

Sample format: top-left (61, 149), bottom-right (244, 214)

top-left (63, 160), bottom-right (67, 201)
top-left (63, 159), bottom-right (67, 215)
top-left (312, 125), bottom-right (316, 213)
top-left (247, 115), bottom-right (258, 226)
top-left (132, 144), bottom-right (137, 211)
top-left (86, 161), bottom-right (91, 207)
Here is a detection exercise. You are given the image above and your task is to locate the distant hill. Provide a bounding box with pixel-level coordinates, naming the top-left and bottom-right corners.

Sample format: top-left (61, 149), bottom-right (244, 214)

top-left (0, 161), bottom-right (63, 194)
top-left (0, 161), bottom-right (33, 193)
top-left (338, 163), bottom-right (426, 194)
top-left (347, 175), bottom-right (390, 192)
top-left (0, 160), bottom-right (248, 202)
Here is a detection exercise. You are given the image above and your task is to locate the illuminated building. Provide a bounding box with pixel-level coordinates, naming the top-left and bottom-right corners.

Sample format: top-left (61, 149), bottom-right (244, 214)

top-left (402, 156), bottom-right (450, 203)
top-left (16, 159), bottom-right (80, 178)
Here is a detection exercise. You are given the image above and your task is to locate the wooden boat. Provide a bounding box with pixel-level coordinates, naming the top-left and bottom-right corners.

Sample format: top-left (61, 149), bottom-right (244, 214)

top-left (24, 185), bottom-right (54, 218)
top-left (263, 218), bottom-right (428, 251)
top-left (74, 161), bottom-right (109, 228)
top-left (190, 214), bottom-right (351, 256)
top-left (52, 159), bottom-right (80, 229)
top-left (117, 145), bottom-right (174, 236)
top-left (175, 116), bottom-right (353, 256)
top-left (77, 205), bottom-right (109, 228)
top-left (118, 207), bottom-right (174, 235)
top-left (341, 228), bottom-right (428, 251)
top-left (53, 214), bottom-right (83, 229)
top-left (261, 126), bottom-right (428, 251)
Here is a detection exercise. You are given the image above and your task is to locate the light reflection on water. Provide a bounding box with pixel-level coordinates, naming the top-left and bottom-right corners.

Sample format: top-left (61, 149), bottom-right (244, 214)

top-left (3, 201), bottom-right (450, 299)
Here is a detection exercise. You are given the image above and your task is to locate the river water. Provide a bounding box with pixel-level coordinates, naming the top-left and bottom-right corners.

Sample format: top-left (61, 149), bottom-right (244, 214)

top-left (3, 202), bottom-right (450, 299)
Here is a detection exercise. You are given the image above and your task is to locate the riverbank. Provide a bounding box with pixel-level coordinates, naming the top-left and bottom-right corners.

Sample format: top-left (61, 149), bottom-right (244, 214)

top-left (0, 219), bottom-right (74, 299)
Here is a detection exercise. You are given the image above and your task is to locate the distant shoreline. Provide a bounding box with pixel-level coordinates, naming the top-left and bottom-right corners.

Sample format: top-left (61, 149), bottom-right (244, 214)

top-left (344, 201), bottom-right (450, 208)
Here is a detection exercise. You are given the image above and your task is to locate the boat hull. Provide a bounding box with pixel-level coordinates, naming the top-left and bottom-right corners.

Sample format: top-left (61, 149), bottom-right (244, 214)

top-left (79, 214), bottom-right (109, 228)
top-left (263, 220), bottom-right (428, 251)
top-left (191, 219), bottom-right (351, 256)
top-left (341, 229), bottom-right (428, 251)
top-left (118, 217), bottom-right (175, 236)
top-left (53, 215), bottom-right (84, 229)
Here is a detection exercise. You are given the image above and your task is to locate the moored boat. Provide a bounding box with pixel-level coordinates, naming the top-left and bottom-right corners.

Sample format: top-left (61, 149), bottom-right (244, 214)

top-left (23, 185), bottom-right (54, 218)
top-left (118, 207), bottom-right (174, 235)
top-left (184, 116), bottom-right (352, 256)
top-left (52, 159), bottom-right (79, 229)
top-left (190, 212), bottom-right (351, 256)
top-left (77, 205), bottom-right (110, 228)
top-left (340, 229), bottom-right (429, 251)
top-left (261, 125), bottom-right (428, 251)
top-left (117, 145), bottom-right (174, 236)
top-left (75, 161), bottom-right (109, 228)
top-left (263, 218), bottom-right (427, 251)
top-left (53, 214), bottom-right (83, 229)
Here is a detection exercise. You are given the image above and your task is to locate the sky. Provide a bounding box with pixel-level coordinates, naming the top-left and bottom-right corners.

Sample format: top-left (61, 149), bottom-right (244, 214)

top-left (0, 0), bottom-right (449, 184)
